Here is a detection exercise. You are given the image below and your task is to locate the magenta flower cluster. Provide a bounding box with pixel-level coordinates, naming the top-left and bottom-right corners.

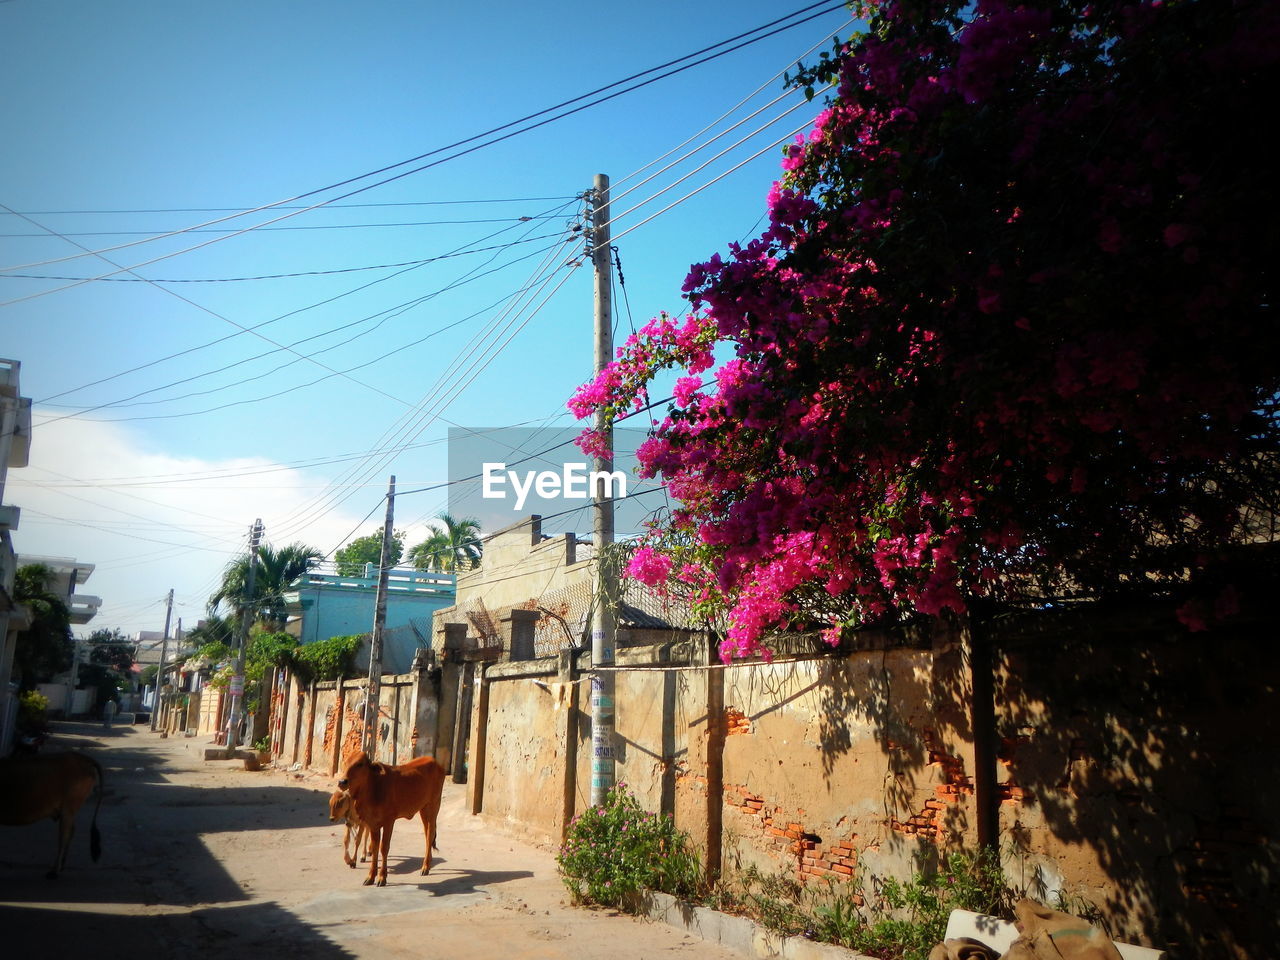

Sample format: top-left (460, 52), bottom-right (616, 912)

top-left (572, 0), bottom-right (1280, 655)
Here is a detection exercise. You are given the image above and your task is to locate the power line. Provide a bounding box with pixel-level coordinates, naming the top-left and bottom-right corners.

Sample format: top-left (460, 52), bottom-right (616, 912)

top-left (609, 26), bottom-right (842, 192)
top-left (0, 214), bottom-right (566, 238)
top-left (0, 0), bottom-right (847, 292)
top-left (608, 114), bottom-right (824, 248)
top-left (267, 245), bottom-right (577, 535)
top-left (274, 255), bottom-right (582, 539)
top-left (35, 230), bottom-right (578, 420)
top-left (32, 199), bottom-right (580, 405)
top-left (0, 196), bottom-right (576, 214)
top-left (3, 231), bottom-right (566, 284)
top-left (595, 93), bottom-right (825, 240)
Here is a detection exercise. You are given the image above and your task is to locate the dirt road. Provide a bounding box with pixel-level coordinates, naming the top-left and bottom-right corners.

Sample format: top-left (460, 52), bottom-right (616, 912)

top-left (0, 721), bottom-right (741, 960)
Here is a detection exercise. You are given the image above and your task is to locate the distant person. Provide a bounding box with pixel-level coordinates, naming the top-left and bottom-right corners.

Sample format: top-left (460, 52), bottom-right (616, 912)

top-left (103, 699), bottom-right (117, 729)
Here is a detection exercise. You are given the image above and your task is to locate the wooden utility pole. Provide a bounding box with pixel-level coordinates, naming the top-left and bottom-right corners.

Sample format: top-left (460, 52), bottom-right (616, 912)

top-left (225, 519), bottom-right (262, 754)
top-left (150, 588), bottom-right (174, 731)
top-left (363, 476), bottom-right (396, 758)
top-left (589, 173), bottom-right (617, 806)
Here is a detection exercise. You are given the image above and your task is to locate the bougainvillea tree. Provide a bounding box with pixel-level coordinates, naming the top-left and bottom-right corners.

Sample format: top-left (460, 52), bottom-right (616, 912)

top-left (572, 0), bottom-right (1280, 660)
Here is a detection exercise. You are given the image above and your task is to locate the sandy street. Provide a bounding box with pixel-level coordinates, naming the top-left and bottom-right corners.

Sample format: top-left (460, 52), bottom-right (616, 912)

top-left (0, 721), bottom-right (740, 960)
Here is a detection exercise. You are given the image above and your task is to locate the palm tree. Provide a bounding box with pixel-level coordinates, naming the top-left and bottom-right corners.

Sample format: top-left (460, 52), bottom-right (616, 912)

top-left (210, 541), bottom-right (322, 630)
top-left (408, 514), bottom-right (482, 572)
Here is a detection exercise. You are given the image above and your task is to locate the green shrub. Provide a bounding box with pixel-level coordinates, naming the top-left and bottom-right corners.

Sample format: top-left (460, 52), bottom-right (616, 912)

top-left (294, 633), bottom-right (363, 682)
top-left (17, 689), bottom-right (49, 732)
top-left (814, 848), bottom-right (1010, 960)
top-left (557, 783), bottom-right (702, 909)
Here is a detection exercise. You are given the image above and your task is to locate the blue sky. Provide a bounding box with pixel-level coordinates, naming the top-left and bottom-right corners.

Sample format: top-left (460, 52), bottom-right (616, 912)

top-left (0, 0), bottom-right (857, 637)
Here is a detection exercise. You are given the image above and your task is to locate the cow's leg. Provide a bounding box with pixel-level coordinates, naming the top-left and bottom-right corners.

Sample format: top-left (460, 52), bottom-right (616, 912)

top-left (419, 808), bottom-right (434, 875)
top-left (363, 825), bottom-right (381, 886)
top-left (342, 822), bottom-right (356, 867)
top-left (49, 813), bottom-right (74, 880)
top-left (376, 822), bottom-right (393, 886)
top-left (361, 823), bottom-right (372, 862)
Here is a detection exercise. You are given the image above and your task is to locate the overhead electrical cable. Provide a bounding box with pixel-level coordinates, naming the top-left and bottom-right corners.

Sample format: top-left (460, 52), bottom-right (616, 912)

top-left (19, 508), bottom-right (238, 553)
top-left (5, 231), bottom-right (565, 284)
top-left (607, 114), bottom-right (826, 247)
top-left (0, 0), bottom-right (847, 295)
top-left (272, 253), bottom-right (582, 538)
top-left (595, 92), bottom-right (828, 238)
top-left (0, 196), bottom-right (578, 215)
top-left (40, 224), bottom-right (577, 418)
top-left (21, 203), bottom-right (582, 432)
top-left (32, 198), bottom-right (579, 404)
top-left (0, 213), bottom-right (566, 238)
top-left (274, 263), bottom-right (580, 538)
top-left (269, 239), bottom-right (578, 535)
top-left (608, 25), bottom-right (843, 192)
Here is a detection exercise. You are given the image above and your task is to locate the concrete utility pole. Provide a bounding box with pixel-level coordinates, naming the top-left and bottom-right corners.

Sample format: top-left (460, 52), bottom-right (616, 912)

top-left (150, 588), bottom-right (174, 731)
top-left (589, 173), bottom-right (617, 806)
top-left (363, 476), bottom-right (395, 758)
top-left (225, 519), bottom-right (263, 754)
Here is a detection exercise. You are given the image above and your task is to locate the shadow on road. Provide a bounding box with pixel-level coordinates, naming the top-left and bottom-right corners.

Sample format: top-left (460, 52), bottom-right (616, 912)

top-left (0, 902), bottom-right (357, 958)
top-left (422, 868), bottom-right (534, 897)
top-left (1, 722), bottom-right (356, 959)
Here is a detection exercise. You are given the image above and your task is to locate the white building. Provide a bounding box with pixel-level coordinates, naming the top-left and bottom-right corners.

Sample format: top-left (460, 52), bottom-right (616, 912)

top-left (0, 358), bottom-right (33, 755)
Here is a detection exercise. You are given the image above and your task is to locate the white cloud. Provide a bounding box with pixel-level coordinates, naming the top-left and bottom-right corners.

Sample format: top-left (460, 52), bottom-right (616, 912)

top-left (8, 412), bottom-right (379, 637)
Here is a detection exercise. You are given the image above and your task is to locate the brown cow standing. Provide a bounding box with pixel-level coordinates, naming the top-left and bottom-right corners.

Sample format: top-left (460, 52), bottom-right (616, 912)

top-left (327, 787), bottom-right (373, 868)
top-left (0, 751), bottom-right (103, 879)
top-left (338, 753), bottom-right (444, 887)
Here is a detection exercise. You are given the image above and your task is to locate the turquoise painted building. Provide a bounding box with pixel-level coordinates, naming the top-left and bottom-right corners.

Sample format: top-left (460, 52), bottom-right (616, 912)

top-left (284, 564), bottom-right (455, 674)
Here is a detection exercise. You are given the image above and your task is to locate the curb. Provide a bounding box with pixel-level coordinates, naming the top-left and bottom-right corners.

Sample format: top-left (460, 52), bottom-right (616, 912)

top-left (638, 890), bottom-right (876, 960)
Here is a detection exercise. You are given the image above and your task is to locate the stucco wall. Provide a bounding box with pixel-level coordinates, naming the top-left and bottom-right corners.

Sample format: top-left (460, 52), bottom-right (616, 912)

top-left (710, 641), bottom-right (976, 886)
top-left (991, 617), bottom-right (1280, 958)
top-left (434, 517), bottom-right (592, 655)
top-left (468, 610), bottom-right (1277, 959)
top-left (273, 662), bottom-right (442, 777)
top-left (477, 670), bottom-right (572, 843)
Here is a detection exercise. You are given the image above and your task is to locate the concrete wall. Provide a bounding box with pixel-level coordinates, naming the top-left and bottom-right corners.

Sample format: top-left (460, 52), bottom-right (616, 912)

top-left (434, 516), bottom-right (593, 658)
top-left (271, 653), bottom-right (443, 776)
top-left (463, 608), bottom-right (1278, 960)
top-left (474, 661), bottom-right (575, 842)
top-left (990, 614), bottom-right (1279, 959)
top-left (452, 517), bottom-right (590, 615)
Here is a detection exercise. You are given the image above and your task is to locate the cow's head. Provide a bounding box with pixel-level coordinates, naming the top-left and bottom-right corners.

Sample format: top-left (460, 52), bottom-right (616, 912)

top-left (328, 788), bottom-right (352, 822)
top-left (339, 753), bottom-right (380, 792)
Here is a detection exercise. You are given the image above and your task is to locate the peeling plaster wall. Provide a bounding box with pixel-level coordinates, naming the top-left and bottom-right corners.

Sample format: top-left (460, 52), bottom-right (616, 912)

top-left (709, 640), bottom-right (976, 886)
top-left (466, 610), bottom-right (1277, 960)
top-left (283, 670), bottom-right (430, 776)
top-left (479, 673), bottom-right (571, 844)
top-left (991, 620), bottom-right (1280, 959)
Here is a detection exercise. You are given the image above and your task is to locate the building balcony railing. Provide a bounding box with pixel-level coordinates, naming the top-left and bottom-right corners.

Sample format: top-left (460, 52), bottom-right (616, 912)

top-left (287, 561), bottom-right (455, 597)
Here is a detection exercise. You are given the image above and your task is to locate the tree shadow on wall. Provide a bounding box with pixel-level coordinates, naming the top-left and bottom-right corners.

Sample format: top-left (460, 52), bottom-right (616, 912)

top-left (815, 624), bottom-right (976, 859)
top-left (992, 602), bottom-right (1280, 960)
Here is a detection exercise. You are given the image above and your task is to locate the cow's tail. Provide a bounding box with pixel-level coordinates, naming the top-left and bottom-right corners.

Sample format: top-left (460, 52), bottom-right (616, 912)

top-left (87, 755), bottom-right (104, 862)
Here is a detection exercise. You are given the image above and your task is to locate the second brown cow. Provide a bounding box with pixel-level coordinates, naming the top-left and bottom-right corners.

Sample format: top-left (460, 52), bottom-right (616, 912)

top-left (338, 753), bottom-right (445, 887)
